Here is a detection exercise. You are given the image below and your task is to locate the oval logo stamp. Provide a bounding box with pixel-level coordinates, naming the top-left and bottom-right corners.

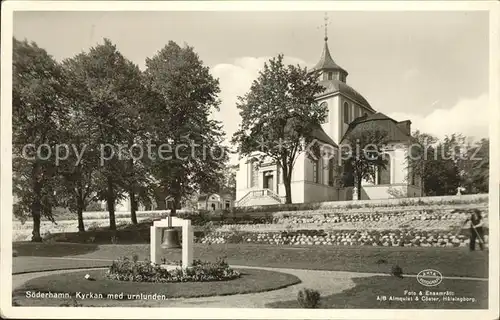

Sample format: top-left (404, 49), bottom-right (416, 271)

top-left (417, 269), bottom-right (443, 287)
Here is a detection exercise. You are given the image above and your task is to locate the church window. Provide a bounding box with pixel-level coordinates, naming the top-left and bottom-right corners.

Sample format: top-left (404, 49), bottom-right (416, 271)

top-left (328, 158), bottom-right (335, 186)
top-left (312, 159), bottom-right (320, 183)
top-left (377, 154), bottom-right (391, 185)
top-left (343, 102), bottom-right (350, 124)
top-left (320, 102), bottom-right (329, 123)
top-left (250, 161), bottom-right (259, 187)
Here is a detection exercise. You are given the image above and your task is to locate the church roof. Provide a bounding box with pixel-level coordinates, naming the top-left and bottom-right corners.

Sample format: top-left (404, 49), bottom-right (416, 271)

top-left (310, 41), bottom-right (348, 74)
top-left (340, 112), bottom-right (415, 144)
top-left (311, 123), bottom-right (338, 147)
top-left (198, 192), bottom-right (234, 202)
top-left (309, 39), bottom-right (374, 111)
top-left (317, 79), bottom-right (374, 110)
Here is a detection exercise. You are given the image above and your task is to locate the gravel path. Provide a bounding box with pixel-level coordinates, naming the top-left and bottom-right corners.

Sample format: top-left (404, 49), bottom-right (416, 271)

top-left (11, 257), bottom-right (488, 308)
top-left (12, 264), bottom-right (369, 308)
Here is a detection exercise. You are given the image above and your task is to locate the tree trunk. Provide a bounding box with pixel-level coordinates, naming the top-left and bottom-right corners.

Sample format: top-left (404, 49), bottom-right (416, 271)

top-left (77, 196), bottom-right (85, 232)
top-left (31, 204), bottom-right (42, 242)
top-left (107, 177), bottom-right (116, 230)
top-left (128, 156), bottom-right (137, 224)
top-left (283, 173), bottom-right (292, 204)
top-left (31, 164), bottom-right (43, 242)
top-left (356, 175), bottom-right (362, 200)
top-left (170, 198), bottom-right (178, 216)
top-left (130, 190), bottom-right (138, 225)
top-left (76, 181), bottom-right (86, 232)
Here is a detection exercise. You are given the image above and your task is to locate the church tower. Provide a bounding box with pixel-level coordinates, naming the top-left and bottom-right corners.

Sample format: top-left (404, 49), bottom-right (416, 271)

top-left (312, 25), bottom-right (348, 83)
top-left (312, 13), bottom-right (374, 144)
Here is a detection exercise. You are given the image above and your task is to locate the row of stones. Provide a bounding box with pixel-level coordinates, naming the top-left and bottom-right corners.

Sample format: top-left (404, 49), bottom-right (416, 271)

top-left (275, 211), bottom-right (480, 225)
top-left (199, 230), bottom-right (488, 247)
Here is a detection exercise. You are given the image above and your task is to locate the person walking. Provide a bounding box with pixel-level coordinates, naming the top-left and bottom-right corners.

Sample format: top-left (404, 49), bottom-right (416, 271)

top-left (462, 209), bottom-right (485, 251)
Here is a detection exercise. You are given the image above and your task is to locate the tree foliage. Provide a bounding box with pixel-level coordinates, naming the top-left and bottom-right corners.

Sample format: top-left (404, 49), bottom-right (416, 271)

top-left (143, 41), bottom-right (227, 215)
top-left (63, 39), bottom-right (145, 230)
top-left (12, 38), bottom-right (68, 241)
top-left (232, 55), bottom-right (326, 203)
top-left (407, 131), bottom-right (488, 196)
top-left (339, 122), bottom-right (390, 200)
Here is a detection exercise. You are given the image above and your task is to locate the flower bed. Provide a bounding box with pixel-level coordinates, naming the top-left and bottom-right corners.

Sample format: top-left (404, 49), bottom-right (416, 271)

top-left (198, 228), bottom-right (489, 248)
top-left (106, 256), bottom-right (240, 283)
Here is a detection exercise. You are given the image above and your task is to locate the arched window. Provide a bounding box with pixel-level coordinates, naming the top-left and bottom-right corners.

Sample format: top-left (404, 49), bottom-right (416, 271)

top-left (320, 102), bottom-right (329, 123)
top-left (328, 158), bottom-right (335, 186)
top-left (312, 159), bottom-right (320, 183)
top-left (343, 102), bottom-right (350, 124)
top-left (250, 160), bottom-right (259, 187)
top-left (377, 154), bottom-right (391, 185)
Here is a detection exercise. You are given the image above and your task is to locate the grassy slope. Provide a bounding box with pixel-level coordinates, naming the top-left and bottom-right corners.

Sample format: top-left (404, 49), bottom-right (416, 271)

top-left (267, 276), bottom-right (488, 309)
top-left (13, 242), bottom-right (488, 278)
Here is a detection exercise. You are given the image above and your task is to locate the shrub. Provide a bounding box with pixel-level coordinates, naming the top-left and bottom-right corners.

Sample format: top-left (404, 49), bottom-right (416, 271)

top-left (297, 288), bottom-right (321, 308)
top-left (226, 231), bottom-right (246, 244)
top-left (87, 222), bottom-right (100, 231)
top-left (106, 256), bottom-right (240, 283)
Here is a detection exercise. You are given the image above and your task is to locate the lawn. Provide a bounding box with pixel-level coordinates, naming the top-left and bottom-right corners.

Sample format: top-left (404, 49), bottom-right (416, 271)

top-left (13, 242), bottom-right (488, 278)
top-left (13, 268), bottom-right (300, 301)
top-left (267, 275), bottom-right (488, 309)
top-left (12, 257), bottom-right (112, 274)
top-left (14, 242), bottom-right (99, 257)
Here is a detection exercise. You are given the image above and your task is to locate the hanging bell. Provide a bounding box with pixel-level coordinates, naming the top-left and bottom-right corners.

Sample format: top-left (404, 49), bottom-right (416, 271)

top-left (161, 227), bottom-right (181, 249)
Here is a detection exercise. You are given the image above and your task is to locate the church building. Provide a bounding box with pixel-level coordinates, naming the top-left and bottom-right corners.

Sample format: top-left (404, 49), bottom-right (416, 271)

top-left (235, 34), bottom-right (422, 207)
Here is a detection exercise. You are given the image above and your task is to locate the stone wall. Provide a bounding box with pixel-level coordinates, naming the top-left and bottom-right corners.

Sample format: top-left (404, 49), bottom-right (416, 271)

top-left (232, 193), bottom-right (488, 217)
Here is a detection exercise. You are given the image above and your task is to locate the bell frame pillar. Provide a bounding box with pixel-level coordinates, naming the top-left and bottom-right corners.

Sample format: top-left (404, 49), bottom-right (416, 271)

top-left (150, 217), bottom-right (194, 268)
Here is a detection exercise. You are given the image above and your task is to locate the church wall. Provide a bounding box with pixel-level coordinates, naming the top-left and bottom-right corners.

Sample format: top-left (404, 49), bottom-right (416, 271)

top-left (236, 153), bottom-right (309, 204)
top-left (360, 184), bottom-right (421, 200)
top-left (339, 96), bottom-right (354, 140)
top-left (236, 157), bottom-right (250, 201)
top-left (319, 95), bottom-right (340, 144)
top-left (304, 182), bottom-right (339, 202)
top-left (286, 181), bottom-right (306, 203)
top-left (392, 147), bottom-right (409, 184)
top-left (361, 184), bottom-right (406, 200)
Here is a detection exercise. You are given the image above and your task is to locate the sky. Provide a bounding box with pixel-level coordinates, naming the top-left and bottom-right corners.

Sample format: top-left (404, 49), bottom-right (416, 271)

top-left (13, 10), bottom-right (490, 163)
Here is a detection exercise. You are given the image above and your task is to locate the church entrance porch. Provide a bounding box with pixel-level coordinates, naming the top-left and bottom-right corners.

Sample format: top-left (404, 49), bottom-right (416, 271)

top-left (263, 171), bottom-right (275, 192)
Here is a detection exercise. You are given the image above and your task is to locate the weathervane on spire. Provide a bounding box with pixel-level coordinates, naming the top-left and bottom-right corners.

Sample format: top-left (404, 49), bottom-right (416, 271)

top-left (324, 12), bottom-right (329, 42)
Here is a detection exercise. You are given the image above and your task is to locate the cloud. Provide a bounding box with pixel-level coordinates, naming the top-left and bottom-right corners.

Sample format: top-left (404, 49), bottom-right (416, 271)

top-left (209, 56), bottom-right (307, 164)
top-left (402, 67), bottom-right (420, 82)
top-left (388, 93), bottom-right (489, 141)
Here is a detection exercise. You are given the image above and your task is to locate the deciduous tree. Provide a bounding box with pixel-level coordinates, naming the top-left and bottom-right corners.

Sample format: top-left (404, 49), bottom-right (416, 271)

top-left (64, 39), bottom-right (144, 230)
top-left (143, 41), bottom-right (227, 216)
top-left (232, 55), bottom-right (326, 203)
top-left (12, 38), bottom-right (68, 241)
top-left (339, 123), bottom-right (389, 200)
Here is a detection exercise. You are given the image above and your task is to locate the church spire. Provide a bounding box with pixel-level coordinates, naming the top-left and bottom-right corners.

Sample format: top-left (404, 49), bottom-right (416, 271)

top-left (324, 12), bottom-right (329, 42)
top-left (312, 12), bottom-right (348, 82)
